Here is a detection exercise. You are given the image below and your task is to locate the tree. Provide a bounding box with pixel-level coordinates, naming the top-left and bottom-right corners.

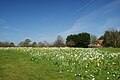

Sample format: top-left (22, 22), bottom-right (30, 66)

top-left (66, 34), bottom-right (78, 46)
top-left (0, 41), bottom-right (15, 47)
top-left (24, 39), bottom-right (31, 47)
top-left (18, 39), bottom-right (31, 47)
top-left (43, 41), bottom-right (50, 47)
top-left (38, 41), bottom-right (45, 47)
top-left (37, 41), bottom-right (51, 47)
top-left (2, 41), bottom-right (9, 47)
top-left (18, 41), bottom-right (24, 47)
top-left (30, 42), bottom-right (37, 47)
top-left (0, 41), bottom-right (2, 47)
top-left (66, 40), bottom-right (75, 47)
top-left (77, 32), bottom-right (90, 47)
top-left (9, 42), bottom-right (15, 47)
top-left (90, 34), bottom-right (97, 45)
top-left (103, 28), bottom-right (120, 47)
top-left (53, 35), bottom-right (65, 47)
top-left (66, 32), bottom-right (90, 47)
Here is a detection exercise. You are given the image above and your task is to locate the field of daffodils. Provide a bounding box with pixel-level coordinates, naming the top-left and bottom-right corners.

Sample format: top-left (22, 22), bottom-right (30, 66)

top-left (0, 47), bottom-right (120, 80)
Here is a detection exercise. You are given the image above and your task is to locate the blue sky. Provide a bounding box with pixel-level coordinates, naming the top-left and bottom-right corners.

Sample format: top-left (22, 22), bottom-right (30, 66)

top-left (0, 0), bottom-right (120, 44)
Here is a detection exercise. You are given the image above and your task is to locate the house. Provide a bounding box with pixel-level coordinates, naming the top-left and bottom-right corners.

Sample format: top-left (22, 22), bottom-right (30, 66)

top-left (88, 39), bottom-right (104, 48)
top-left (97, 39), bottom-right (104, 45)
top-left (97, 39), bottom-right (104, 48)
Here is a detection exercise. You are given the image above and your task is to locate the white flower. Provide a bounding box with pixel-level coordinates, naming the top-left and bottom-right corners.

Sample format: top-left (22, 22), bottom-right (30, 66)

top-left (113, 74), bottom-right (115, 76)
top-left (92, 78), bottom-right (95, 80)
top-left (107, 77), bottom-right (109, 79)
top-left (85, 71), bottom-right (88, 73)
top-left (74, 74), bottom-right (77, 76)
top-left (67, 70), bottom-right (69, 72)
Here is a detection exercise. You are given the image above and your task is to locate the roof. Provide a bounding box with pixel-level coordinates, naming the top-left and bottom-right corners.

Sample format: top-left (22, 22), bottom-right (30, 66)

top-left (97, 39), bottom-right (104, 45)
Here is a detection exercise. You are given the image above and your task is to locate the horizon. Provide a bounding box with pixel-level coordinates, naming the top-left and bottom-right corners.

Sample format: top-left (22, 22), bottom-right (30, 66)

top-left (0, 0), bottom-right (120, 44)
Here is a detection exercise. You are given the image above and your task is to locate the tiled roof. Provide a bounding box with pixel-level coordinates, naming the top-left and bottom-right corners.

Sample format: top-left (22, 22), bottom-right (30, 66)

top-left (97, 39), bottom-right (104, 45)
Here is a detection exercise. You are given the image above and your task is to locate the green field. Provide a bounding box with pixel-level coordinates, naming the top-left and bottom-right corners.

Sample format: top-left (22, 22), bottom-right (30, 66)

top-left (0, 48), bottom-right (120, 80)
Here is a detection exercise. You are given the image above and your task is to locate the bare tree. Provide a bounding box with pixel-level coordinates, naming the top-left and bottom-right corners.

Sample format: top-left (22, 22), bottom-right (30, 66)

top-left (104, 28), bottom-right (120, 47)
top-left (37, 41), bottom-right (50, 47)
top-left (66, 40), bottom-right (75, 47)
top-left (54, 35), bottom-right (65, 47)
top-left (38, 41), bottom-right (45, 47)
top-left (90, 34), bottom-right (97, 45)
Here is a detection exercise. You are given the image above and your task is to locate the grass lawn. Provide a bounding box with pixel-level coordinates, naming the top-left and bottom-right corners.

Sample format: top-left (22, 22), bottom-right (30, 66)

top-left (0, 49), bottom-right (74, 80)
top-left (99, 48), bottom-right (120, 53)
top-left (0, 48), bottom-right (120, 80)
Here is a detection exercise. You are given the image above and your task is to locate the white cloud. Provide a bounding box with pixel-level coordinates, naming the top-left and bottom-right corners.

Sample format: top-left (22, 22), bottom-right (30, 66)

top-left (72, 0), bottom-right (96, 15)
top-left (59, 0), bottom-right (120, 37)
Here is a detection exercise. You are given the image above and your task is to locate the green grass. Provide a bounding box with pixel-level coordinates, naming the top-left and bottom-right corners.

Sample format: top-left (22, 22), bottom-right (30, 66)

top-left (0, 49), bottom-right (74, 80)
top-left (0, 48), bottom-right (120, 80)
top-left (99, 48), bottom-right (120, 53)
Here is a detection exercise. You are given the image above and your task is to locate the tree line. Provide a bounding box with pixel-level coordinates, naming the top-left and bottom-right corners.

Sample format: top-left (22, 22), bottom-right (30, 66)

top-left (101, 28), bottom-right (120, 48)
top-left (66, 32), bottom-right (90, 48)
top-left (0, 35), bottom-right (65, 47)
top-left (17, 35), bottom-right (65, 47)
top-left (0, 41), bottom-right (15, 47)
top-left (0, 28), bottom-right (120, 48)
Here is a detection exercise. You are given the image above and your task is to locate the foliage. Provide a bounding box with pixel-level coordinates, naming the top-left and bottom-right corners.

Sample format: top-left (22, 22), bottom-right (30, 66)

top-left (103, 28), bottom-right (120, 47)
top-left (18, 39), bottom-right (32, 47)
top-left (37, 41), bottom-right (46, 47)
top-left (0, 41), bottom-right (15, 47)
top-left (30, 42), bottom-right (37, 47)
top-left (66, 32), bottom-right (90, 47)
top-left (66, 40), bottom-right (76, 47)
top-left (98, 36), bottom-right (104, 40)
top-left (24, 39), bottom-right (32, 47)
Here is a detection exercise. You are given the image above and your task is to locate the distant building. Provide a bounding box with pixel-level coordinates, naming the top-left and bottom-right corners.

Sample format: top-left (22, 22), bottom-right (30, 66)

top-left (88, 39), bottom-right (104, 48)
top-left (97, 39), bottom-right (104, 45)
